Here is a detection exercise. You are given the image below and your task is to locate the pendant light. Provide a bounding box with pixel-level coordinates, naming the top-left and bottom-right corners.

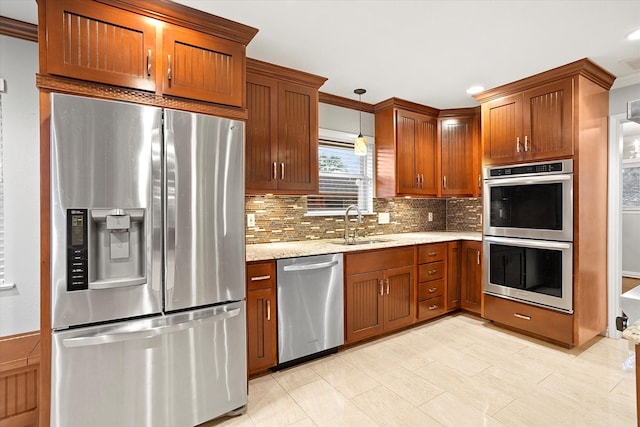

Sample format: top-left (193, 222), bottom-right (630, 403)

top-left (354, 88), bottom-right (367, 156)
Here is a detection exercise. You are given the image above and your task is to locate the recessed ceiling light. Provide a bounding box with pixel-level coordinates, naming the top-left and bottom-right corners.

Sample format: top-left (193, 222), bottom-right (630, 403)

top-left (466, 85), bottom-right (484, 95)
top-left (628, 28), bottom-right (640, 40)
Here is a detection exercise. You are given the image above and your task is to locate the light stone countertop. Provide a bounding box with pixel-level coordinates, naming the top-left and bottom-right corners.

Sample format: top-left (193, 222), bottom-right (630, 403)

top-left (623, 325), bottom-right (640, 346)
top-left (245, 231), bottom-right (482, 262)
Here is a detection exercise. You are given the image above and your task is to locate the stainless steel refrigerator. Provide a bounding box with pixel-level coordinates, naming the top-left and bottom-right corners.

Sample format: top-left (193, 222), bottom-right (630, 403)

top-left (49, 93), bottom-right (247, 427)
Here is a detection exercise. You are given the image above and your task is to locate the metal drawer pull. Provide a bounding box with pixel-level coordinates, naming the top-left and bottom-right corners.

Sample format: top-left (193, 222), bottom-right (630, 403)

top-left (428, 269), bottom-right (438, 275)
top-left (266, 300), bottom-right (271, 321)
top-left (147, 49), bottom-right (152, 76)
top-left (428, 252), bottom-right (437, 256)
top-left (428, 304), bottom-right (439, 310)
top-left (250, 275), bottom-right (271, 282)
top-left (167, 54), bottom-right (172, 81)
top-left (428, 287), bottom-right (437, 293)
top-left (513, 313), bottom-right (531, 321)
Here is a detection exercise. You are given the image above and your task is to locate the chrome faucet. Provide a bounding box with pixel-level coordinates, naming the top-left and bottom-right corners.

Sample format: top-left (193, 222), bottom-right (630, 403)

top-left (344, 204), bottom-right (362, 244)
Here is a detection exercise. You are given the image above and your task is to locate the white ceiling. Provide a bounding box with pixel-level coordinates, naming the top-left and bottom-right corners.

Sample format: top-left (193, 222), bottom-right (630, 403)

top-left (3, 0), bottom-right (640, 109)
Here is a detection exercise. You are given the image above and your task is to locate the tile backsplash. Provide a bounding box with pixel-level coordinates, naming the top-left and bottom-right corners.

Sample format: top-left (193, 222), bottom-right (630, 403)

top-left (245, 196), bottom-right (482, 244)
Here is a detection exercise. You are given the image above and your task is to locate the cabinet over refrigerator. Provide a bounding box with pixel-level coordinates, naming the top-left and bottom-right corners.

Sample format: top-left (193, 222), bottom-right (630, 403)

top-left (49, 93), bottom-right (247, 427)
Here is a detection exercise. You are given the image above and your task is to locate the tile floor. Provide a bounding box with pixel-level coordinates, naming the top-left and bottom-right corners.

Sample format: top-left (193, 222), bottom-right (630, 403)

top-left (206, 313), bottom-right (637, 427)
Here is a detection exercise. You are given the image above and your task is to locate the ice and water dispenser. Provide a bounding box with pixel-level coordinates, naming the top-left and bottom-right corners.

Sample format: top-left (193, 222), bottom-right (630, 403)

top-left (66, 208), bottom-right (146, 291)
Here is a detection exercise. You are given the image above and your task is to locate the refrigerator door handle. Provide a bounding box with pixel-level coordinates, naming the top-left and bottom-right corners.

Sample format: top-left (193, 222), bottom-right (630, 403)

top-left (62, 307), bottom-right (241, 348)
top-left (282, 260), bottom-right (339, 272)
top-left (165, 126), bottom-right (177, 294)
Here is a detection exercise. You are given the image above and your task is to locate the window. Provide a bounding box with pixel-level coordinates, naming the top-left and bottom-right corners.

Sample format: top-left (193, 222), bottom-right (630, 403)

top-left (307, 129), bottom-right (374, 215)
top-left (623, 131), bottom-right (640, 210)
top-left (0, 91), bottom-right (4, 286)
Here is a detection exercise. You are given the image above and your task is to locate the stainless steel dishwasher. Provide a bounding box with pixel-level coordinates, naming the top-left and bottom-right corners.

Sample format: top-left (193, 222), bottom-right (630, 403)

top-left (276, 253), bottom-right (344, 366)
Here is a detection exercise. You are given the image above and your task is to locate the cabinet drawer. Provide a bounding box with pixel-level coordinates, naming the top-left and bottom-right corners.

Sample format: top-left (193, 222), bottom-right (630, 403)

top-left (418, 243), bottom-right (447, 263)
top-left (418, 279), bottom-right (445, 301)
top-left (483, 294), bottom-right (573, 345)
top-left (247, 261), bottom-right (275, 291)
top-left (345, 246), bottom-right (414, 275)
top-left (417, 296), bottom-right (446, 320)
top-left (418, 261), bottom-right (445, 282)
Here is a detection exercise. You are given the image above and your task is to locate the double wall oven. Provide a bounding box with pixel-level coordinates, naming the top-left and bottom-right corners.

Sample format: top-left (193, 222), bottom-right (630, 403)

top-left (483, 159), bottom-right (574, 313)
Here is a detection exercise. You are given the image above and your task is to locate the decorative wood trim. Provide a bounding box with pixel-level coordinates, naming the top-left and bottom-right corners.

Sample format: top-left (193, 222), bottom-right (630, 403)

top-left (36, 74), bottom-right (249, 120)
top-left (473, 58), bottom-right (616, 103)
top-left (318, 92), bottom-right (375, 113)
top-left (374, 97), bottom-right (439, 117)
top-left (95, 0), bottom-right (258, 45)
top-left (0, 17), bottom-right (37, 42)
top-left (247, 58), bottom-right (327, 89)
top-left (438, 106), bottom-right (480, 118)
top-left (0, 332), bottom-right (40, 373)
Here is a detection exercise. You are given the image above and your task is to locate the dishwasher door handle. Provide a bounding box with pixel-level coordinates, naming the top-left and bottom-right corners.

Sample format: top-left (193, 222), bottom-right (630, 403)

top-left (282, 260), bottom-right (339, 272)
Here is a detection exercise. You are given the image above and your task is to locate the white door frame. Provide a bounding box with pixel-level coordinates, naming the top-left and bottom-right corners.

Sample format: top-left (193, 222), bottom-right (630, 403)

top-left (607, 113), bottom-right (625, 339)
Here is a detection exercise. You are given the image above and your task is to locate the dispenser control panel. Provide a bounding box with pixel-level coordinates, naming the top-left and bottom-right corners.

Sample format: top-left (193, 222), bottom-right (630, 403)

top-left (67, 209), bottom-right (88, 291)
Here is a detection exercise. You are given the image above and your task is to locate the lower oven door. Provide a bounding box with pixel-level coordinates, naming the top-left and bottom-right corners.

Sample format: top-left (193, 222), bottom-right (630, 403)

top-left (483, 236), bottom-right (573, 313)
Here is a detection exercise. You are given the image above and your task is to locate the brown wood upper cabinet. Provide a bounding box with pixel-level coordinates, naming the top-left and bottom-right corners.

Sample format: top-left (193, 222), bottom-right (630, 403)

top-left (480, 78), bottom-right (573, 165)
top-left (375, 99), bottom-right (480, 197)
top-left (245, 59), bottom-right (327, 194)
top-left (42, 0), bottom-right (256, 107)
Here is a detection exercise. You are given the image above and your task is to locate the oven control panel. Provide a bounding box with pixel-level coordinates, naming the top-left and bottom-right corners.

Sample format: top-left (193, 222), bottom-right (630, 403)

top-left (487, 159), bottom-right (572, 178)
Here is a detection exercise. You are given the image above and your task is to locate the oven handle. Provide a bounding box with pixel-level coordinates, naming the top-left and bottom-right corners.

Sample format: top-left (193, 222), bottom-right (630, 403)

top-left (485, 174), bottom-right (571, 186)
top-left (484, 236), bottom-right (572, 250)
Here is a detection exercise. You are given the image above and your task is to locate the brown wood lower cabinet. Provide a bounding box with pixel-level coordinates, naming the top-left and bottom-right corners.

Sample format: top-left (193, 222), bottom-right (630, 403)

top-left (345, 247), bottom-right (415, 344)
top-left (461, 240), bottom-right (483, 314)
top-left (0, 332), bottom-right (40, 426)
top-left (416, 243), bottom-right (447, 320)
top-left (484, 294), bottom-right (573, 346)
top-left (446, 241), bottom-right (462, 310)
top-left (246, 261), bottom-right (277, 376)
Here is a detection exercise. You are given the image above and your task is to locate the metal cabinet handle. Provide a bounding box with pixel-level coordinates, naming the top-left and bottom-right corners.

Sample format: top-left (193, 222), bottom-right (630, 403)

top-left (477, 250), bottom-right (480, 265)
top-left (428, 269), bottom-right (438, 275)
top-left (514, 313), bottom-right (531, 321)
top-left (250, 275), bottom-right (271, 282)
top-left (524, 135), bottom-right (529, 152)
top-left (280, 163), bottom-right (285, 180)
top-left (416, 174), bottom-right (420, 188)
top-left (478, 174), bottom-right (482, 188)
top-left (420, 174), bottom-right (424, 188)
top-left (379, 279), bottom-right (384, 296)
top-left (385, 278), bottom-right (390, 295)
top-left (0, 283), bottom-right (16, 291)
top-left (266, 300), bottom-right (271, 321)
top-left (443, 175), bottom-right (447, 189)
top-left (428, 287), bottom-right (437, 293)
top-left (167, 54), bottom-right (172, 81)
top-left (428, 251), bottom-right (437, 256)
top-left (272, 162), bottom-right (277, 180)
top-left (516, 137), bottom-right (521, 153)
top-left (147, 49), bottom-right (152, 76)
top-left (283, 260), bottom-right (338, 272)
top-left (428, 304), bottom-right (439, 310)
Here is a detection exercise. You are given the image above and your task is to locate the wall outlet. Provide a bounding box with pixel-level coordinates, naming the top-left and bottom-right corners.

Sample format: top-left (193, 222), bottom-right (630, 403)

top-left (378, 212), bottom-right (390, 224)
top-left (247, 213), bottom-right (256, 227)
top-left (428, 212), bottom-right (433, 222)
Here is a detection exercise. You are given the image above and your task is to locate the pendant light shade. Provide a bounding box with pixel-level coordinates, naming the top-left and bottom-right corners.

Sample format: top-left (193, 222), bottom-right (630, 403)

top-left (354, 88), bottom-right (367, 156)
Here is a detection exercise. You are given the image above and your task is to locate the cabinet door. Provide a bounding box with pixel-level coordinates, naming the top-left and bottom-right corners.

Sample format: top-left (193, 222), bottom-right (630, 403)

top-left (45, 0), bottom-right (157, 92)
top-left (461, 241), bottom-right (483, 314)
top-left (247, 288), bottom-right (277, 375)
top-left (447, 241), bottom-right (461, 310)
top-left (482, 93), bottom-right (523, 165)
top-left (395, 110), bottom-right (419, 194)
top-left (246, 74), bottom-right (279, 192)
top-left (523, 79), bottom-right (573, 161)
top-left (383, 266), bottom-right (415, 331)
top-left (415, 115), bottom-right (439, 196)
top-left (440, 117), bottom-right (475, 196)
top-left (345, 271), bottom-right (384, 344)
top-left (161, 24), bottom-right (244, 107)
top-left (276, 82), bottom-right (319, 193)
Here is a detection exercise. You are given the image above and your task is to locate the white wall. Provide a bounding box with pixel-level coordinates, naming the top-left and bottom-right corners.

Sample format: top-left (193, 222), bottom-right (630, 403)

top-left (0, 34), bottom-right (40, 336)
top-left (319, 103), bottom-right (374, 136)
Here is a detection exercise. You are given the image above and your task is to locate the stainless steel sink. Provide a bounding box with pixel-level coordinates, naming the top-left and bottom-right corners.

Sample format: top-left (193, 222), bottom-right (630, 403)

top-left (333, 239), bottom-right (390, 246)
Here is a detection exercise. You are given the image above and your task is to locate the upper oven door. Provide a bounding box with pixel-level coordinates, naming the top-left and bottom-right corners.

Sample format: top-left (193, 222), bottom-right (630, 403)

top-left (484, 173), bottom-right (573, 241)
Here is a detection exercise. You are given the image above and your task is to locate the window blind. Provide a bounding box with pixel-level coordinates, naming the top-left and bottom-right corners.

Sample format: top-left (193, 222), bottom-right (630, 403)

top-left (307, 137), bottom-right (374, 215)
